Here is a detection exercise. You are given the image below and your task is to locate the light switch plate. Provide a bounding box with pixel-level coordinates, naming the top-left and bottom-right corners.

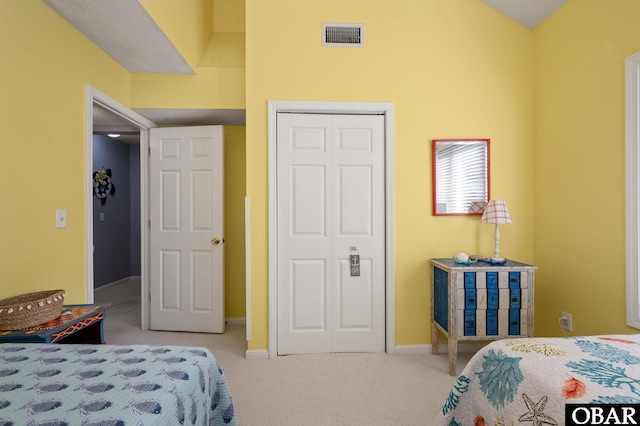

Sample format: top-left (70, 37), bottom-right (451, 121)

top-left (56, 210), bottom-right (67, 228)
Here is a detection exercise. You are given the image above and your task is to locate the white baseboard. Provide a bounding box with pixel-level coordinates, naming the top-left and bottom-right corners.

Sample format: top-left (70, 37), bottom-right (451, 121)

top-left (225, 318), bottom-right (246, 325)
top-left (244, 343), bottom-right (485, 359)
top-left (394, 344), bottom-right (431, 354)
top-left (245, 349), bottom-right (269, 359)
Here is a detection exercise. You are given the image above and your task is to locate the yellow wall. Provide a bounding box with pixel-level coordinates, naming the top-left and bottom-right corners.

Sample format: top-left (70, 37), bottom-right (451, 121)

top-left (200, 0), bottom-right (246, 68)
top-left (131, 0), bottom-right (247, 318)
top-left (0, 1), bottom-right (131, 302)
top-left (8, 0), bottom-right (639, 349)
top-left (0, 1), bottom-right (247, 320)
top-left (223, 126), bottom-right (247, 318)
top-left (533, 0), bottom-right (640, 336)
top-left (214, 0), bottom-right (245, 32)
top-left (132, 1), bottom-right (245, 106)
top-left (139, 0), bottom-right (212, 69)
top-left (245, 0), bottom-right (534, 349)
top-left (130, 69), bottom-right (245, 109)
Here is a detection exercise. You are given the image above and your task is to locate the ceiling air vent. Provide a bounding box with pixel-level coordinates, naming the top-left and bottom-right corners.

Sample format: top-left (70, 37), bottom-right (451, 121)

top-left (322, 23), bottom-right (364, 47)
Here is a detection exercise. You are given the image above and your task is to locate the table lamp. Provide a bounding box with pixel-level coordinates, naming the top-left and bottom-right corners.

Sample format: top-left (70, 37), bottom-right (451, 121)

top-left (481, 200), bottom-right (512, 262)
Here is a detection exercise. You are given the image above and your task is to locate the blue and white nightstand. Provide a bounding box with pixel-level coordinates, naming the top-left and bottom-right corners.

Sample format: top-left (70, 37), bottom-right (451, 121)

top-left (431, 258), bottom-right (536, 375)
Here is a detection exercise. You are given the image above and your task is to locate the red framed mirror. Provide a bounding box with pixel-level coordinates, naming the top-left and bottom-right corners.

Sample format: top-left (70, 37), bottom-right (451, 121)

top-left (432, 139), bottom-right (490, 216)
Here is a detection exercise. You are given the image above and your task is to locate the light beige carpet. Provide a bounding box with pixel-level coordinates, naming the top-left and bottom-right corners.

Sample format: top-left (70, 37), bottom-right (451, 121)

top-left (95, 278), bottom-right (472, 425)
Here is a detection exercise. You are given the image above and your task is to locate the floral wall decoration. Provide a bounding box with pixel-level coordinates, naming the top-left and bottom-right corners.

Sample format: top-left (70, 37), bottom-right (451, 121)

top-left (93, 168), bottom-right (115, 205)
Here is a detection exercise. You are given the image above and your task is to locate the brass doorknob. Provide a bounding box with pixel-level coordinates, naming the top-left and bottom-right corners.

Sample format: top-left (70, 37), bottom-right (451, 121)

top-left (211, 237), bottom-right (221, 245)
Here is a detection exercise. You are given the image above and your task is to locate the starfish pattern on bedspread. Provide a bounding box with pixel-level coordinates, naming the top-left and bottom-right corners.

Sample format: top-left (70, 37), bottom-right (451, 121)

top-left (518, 393), bottom-right (557, 426)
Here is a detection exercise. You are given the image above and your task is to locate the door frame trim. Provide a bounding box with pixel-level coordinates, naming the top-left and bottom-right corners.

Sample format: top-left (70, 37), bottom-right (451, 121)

top-left (85, 85), bottom-right (155, 329)
top-left (267, 100), bottom-right (396, 357)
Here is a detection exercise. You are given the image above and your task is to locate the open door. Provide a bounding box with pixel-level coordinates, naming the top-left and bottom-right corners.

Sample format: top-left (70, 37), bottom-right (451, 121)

top-left (149, 125), bottom-right (225, 333)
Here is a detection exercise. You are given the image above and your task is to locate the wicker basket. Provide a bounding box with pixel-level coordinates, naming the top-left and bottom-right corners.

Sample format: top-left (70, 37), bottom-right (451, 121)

top-left (0, 290), bottom-right (65, 330)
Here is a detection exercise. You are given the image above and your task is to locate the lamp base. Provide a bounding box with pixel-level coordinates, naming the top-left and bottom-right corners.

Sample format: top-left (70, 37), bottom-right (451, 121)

top-left (490, 256), bottom-right (505, 262)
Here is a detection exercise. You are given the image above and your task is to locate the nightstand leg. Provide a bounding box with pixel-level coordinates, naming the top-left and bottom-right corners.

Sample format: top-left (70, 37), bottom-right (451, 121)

top-left (448, 338), bottom-right (457, 376)
top-left (431, 322), bottom-right (439, 355)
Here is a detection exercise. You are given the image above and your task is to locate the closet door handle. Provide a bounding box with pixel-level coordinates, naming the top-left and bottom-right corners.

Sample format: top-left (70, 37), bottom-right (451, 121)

top-left (211, 237), bottom-right (221, 245)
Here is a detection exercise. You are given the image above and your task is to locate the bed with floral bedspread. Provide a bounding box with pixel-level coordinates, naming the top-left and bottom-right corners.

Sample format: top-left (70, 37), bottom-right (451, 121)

top-left (0, 343), bottom-right (237, 425)
top-left (435, 334), bottom-right (640, 425)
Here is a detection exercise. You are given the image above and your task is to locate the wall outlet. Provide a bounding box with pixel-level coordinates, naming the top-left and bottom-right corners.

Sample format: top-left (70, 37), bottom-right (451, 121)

top-left (560, 311), bottom-right (573, 332)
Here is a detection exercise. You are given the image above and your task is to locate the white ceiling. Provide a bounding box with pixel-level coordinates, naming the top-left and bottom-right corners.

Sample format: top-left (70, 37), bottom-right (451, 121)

top-left (92, 104), bottom-right (140, 144)
top-left (92, 106), bottom-right (246, 144)
top-left (45, 0), bottom-right (565, 141)
top-left (137, 108), bottom-right (246, 127)
top-left (42, 0), bottom-right (192, 74)
top-left (482, 0), bottom-right (567, 29)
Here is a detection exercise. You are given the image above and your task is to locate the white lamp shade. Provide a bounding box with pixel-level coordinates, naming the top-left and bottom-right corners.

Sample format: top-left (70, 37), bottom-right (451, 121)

top-left (481, 200), bottom-right (513, 224)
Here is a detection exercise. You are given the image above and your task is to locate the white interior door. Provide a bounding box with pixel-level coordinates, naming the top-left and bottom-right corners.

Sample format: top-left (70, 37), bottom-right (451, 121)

top-left (277, 113), bottom-right (385, 354)
top-left (149, 125), bottom-right (225, 333)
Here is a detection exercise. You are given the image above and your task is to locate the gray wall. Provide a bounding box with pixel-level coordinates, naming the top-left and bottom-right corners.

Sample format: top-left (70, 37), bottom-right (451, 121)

top-left (129, 144), bottom-right (141, 276)
top-left (93, 135), bottom-right (140, 288)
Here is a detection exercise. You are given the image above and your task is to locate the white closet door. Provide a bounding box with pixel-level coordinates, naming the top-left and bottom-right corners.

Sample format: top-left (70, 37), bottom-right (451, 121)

top-left (277, 113), bottom-right (385, 354)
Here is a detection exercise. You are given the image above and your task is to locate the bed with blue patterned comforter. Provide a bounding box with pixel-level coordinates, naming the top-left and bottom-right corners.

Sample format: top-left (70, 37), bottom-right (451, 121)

top-left (435, 334), bottom-right (640, 425)
top-left (0, 343), bottom-right (237, 425)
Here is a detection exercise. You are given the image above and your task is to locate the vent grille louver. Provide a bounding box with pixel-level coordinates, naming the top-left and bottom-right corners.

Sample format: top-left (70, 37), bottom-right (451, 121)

top-left (322, 23), bottom-right (364, 47)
